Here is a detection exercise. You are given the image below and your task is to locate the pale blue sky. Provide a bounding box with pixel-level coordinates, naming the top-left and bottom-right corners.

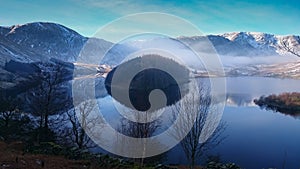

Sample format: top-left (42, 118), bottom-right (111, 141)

top-left (0, 0), bottom-right (299, 37)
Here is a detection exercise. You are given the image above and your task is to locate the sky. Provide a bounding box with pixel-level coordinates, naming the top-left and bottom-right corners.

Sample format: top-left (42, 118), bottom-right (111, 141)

top-left (0, 0), bottom-right (300, 37)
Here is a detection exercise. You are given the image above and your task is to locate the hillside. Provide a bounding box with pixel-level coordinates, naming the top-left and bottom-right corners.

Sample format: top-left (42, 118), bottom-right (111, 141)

top-left (0, 22), bottom-right (300, 91)
top-left (1, 22), bottom-right (299, 66)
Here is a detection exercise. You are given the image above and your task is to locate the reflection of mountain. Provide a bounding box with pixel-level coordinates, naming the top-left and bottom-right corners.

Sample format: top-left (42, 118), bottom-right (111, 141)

top-left (226, 93), bottom-right (255, 107)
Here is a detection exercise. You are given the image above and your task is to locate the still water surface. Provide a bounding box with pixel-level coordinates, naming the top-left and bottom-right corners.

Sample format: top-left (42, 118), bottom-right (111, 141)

top-left (170, 77), bottom-right (300, 169)
top-left (99, 77), bottom-right (300, 169)
top-left (216, 77), bottom-right (300, 169)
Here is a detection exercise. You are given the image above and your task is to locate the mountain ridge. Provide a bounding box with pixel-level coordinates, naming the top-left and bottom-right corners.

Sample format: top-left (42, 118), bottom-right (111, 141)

top-left (1, 22), bottom-right (300, 66)
top-left (179, 32), bottom-right (300, 57)
top-left (0, 22), bottom-right (299, 91)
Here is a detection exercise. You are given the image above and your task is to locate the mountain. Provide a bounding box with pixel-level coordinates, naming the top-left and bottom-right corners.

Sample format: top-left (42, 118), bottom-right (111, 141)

top-left (1, 22), bottom-right (299, 66)
top-left (225, 60), bottom-right (300, 78)
top-left (0, 22), bottom-right (84, 65)
top-left (1, 23), bottom-right (299, 65)
top-left (179, 32), bottom-right (300, 58)
top-left (1, 22), bottom-right (300, 91)
top-left (0, 22), bottom-right (135, 90)
top-left (0, 22), bottom-right (123, 66)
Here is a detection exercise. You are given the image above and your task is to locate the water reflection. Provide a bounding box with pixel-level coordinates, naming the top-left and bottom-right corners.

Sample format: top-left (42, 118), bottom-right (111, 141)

top-left (169, 84), bottom-right (226, 167)
top-left (212, 77), bottom-right (300, 169)
top-left (104, 54), bottom-right (190, 112)
top-left (79, 75), bottom-right (300, 168)
top-left (226, 93), bottom-right (254, 107)
top-left (254, 93), bottom-right (300, 119)
top-left (99, 53), bottom-right (227, 166)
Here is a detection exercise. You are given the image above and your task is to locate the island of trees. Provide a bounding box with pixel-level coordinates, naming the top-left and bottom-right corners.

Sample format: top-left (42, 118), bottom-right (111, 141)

top-left (254, 92), bottom-right (300, 116)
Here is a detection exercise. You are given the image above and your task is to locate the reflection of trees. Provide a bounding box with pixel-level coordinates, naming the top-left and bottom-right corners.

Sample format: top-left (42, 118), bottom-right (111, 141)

top-left (254, 92), bottom-right (300, 117)
top-left (171, 83), bottom-right (226, 169)
top-left (117, 111), bottom-right (163, 167)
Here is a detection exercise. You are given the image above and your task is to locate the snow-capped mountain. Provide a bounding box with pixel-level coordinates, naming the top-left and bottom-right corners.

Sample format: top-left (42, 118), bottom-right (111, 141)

top-left (1, 22), bottom-right (300, 92)
top-left (0, 22), bottom-right (86, 65)
top-left (179, 32), bottom-right (300, 58)
top-left (0, 22), bottom-right (135, 90)
top-left (1, 22), bottom-right (299, 67)
top-left (0, 22), bottom-right (137, 66)
top-left (223, 32), bottom-right (300, 56)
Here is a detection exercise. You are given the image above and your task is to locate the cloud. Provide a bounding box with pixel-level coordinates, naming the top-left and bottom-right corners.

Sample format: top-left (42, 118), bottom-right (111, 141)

top-left (92, 12), bottom-right (205, 42)
top-left (79, 0), bottom-right (163, 14)
top-left (74, 0), bottom-right (202, 21)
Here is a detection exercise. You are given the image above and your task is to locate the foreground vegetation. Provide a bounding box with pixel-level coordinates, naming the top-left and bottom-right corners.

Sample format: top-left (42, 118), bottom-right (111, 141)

top-left (0, 140), bottom-right (241, 169)
top-left (0, 141), bottom-right (124, 169)
top-left (254, 92), bottom-right (300, 116)
top-left (0, 94), bottom-right (240, 169)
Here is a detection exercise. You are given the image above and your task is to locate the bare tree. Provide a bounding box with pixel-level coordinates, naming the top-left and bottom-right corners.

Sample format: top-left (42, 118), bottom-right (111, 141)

top-left (281, 40), bottom-right (300, 57)
top-left (117, 111), bottom-right (162, 167)
top-left (26, 63), bottom-right (71, 142)
top-left (61, 99), bottom-right (102, 149)
top-left (171, 83), bottom-right (226, 169)
top-left (119, 113), bottom-right (160, 138)
top-left (0, 93), bottom-right (19, 127)
top-left (0, 92), bottom-right (35, 142)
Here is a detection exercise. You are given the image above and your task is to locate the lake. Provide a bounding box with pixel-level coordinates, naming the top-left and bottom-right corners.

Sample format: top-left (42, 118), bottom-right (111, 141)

top-left (167, 77), bottom-right (300, 169)
top-left (97, 76), bottom-right (300, 168)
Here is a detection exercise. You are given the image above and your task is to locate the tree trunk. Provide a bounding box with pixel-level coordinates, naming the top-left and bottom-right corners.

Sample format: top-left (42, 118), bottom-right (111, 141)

top-left (44, 113), bottom-right (49, 129)
top-left (4, 118), bottom-right (9, 127)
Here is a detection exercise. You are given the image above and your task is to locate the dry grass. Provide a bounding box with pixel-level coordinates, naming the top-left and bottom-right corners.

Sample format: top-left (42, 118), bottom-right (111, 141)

top-left (0, 141), bottom-right (205, 169)
top-left (0, 141), bottom-right (105, 169)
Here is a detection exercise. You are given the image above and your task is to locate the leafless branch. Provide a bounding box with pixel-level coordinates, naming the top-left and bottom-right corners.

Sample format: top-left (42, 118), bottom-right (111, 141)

top-left (170, 81), bottom-right (226, 168)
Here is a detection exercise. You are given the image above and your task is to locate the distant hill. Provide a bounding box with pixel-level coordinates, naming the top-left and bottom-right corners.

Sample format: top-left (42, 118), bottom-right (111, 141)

top-left (1, 22), bottom-right (299, 66)
top-left (179, 32), bottom-right (300, 57)
top-left (1, 22), bottom-right (300, 90)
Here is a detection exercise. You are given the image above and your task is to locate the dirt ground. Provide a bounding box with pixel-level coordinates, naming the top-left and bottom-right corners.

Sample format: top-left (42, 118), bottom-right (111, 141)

top-left (0, 141), bottom-right (97, 169)
top-left (0, 141), bottom-right (203, 169)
